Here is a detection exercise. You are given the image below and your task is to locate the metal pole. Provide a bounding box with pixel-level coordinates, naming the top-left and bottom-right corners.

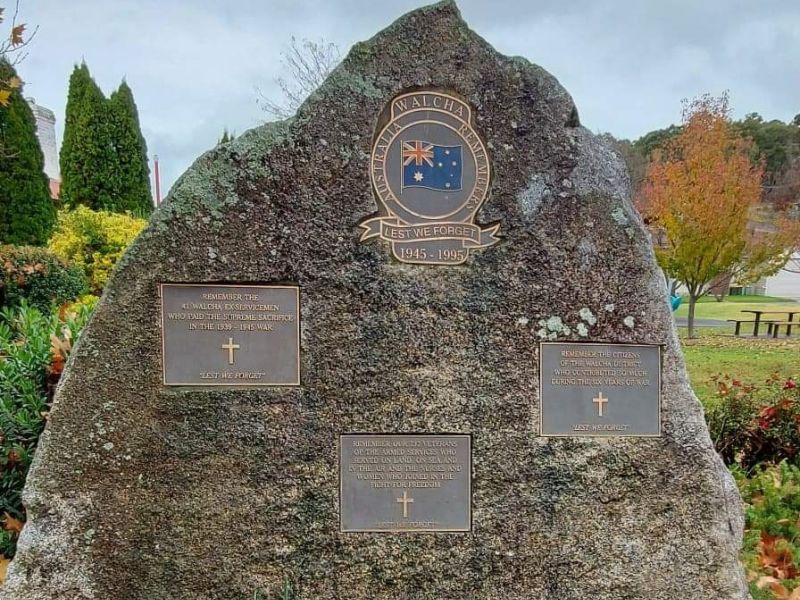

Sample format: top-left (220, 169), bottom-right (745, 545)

top-left (154, 154), bottom-right (162, 206)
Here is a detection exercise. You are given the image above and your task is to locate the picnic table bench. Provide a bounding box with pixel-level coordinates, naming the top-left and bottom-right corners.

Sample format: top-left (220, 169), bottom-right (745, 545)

top-left (727, 318), bottom-right (776, 336)
top-left (731, 309), bottom-right (799, 337)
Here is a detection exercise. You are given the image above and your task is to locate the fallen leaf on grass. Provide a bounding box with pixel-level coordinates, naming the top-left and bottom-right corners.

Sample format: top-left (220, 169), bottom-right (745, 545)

top-left (756, 575), bottom-right (789, 599)
top-left (50, 333), bottom-right (71, 359)
top-left (758, 532), bottom-right (799, 580)
top-left (1, 513), bottom-right (23, 534)
top-left (49, 353), bottom-right (65, 377)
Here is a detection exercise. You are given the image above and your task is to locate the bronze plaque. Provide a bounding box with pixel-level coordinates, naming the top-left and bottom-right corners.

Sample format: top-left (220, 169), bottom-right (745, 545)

top-left (360, 90), bottom-right (500, 265)
top-left (160, 283), bottom-right (300, 386)
top-left (339, 434), bottom-right (471, 533)
top-left (539, 342), bottom-right (662, 437)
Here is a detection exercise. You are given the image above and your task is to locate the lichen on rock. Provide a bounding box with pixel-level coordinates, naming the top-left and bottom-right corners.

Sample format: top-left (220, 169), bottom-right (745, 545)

top-left (578, 307), bottom-right (597, 326)
top-left (537, 315), bottom-right (572, 340)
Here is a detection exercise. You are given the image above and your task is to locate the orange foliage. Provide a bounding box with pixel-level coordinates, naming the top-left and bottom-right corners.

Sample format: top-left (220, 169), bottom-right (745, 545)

top-left (638, 94), bottom-right (798, 336)
top-left (1, 513), bottom-right (23, 535)
top-left (758, 532), bottom-right (800, 581)
top-left (640, 94), bottom-right (763, 293)
top-left (9, 23), bottom-right (24, 46)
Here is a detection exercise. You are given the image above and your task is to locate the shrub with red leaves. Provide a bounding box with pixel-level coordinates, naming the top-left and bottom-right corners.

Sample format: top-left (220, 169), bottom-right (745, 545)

top-left (707, 373), bottom-right (800, 469)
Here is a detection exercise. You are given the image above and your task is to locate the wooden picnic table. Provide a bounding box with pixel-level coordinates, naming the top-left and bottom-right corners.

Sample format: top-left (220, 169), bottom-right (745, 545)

top-left (739, 309), bottom-right (799, 337)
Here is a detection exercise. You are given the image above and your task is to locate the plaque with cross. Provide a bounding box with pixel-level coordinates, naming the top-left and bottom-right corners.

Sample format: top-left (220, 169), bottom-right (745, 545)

top-left (160, 283), bottom-right (301, 386)
top-left (339, 434), bottom-right (471, 533)
top-left (539, 342), bottom-right (662, 437)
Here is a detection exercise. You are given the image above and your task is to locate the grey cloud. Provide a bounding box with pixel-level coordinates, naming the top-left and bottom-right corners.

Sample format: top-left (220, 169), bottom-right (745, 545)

top-left (19, 0), bottom-right (800, 195)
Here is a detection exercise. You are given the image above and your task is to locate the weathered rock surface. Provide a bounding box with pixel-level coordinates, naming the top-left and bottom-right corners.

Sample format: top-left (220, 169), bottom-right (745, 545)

top-left (3, 2), bottom-right (749, 599)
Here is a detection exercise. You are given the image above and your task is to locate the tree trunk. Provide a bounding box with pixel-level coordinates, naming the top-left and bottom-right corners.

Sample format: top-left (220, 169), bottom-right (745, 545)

top-left (687, 294), bottom-right (697, 339)
top-left (709, 272), bottom-right (732, 302)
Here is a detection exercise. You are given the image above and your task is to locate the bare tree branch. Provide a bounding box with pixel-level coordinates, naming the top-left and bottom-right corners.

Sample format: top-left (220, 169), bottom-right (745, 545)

top-left (257, 37), bottom-right (340, 120)
top-left (0, 0), bottom-right (37, 65)
top-left (782, 254), bottom-right (800, 274)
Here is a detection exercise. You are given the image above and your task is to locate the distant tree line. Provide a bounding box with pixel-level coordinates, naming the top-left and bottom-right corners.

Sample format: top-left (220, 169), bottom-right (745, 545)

top-left (217, 128), bottom-right (236, 145)
top-left (612, 111), bottom-right (800, 213)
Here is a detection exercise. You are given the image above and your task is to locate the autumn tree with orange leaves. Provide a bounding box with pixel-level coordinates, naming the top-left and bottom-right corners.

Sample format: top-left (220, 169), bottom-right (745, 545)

top-left (639, 94), bottom-right (799, 338)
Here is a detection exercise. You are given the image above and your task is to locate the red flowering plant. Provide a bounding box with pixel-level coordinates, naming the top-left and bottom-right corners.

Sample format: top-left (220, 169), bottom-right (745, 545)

top-left (707, 373), bottom-right (800, 469)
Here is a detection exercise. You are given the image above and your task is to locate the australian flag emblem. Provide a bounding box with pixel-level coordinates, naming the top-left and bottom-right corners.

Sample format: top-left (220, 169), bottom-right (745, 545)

top-left (401, 140), bottom-right (463, 192)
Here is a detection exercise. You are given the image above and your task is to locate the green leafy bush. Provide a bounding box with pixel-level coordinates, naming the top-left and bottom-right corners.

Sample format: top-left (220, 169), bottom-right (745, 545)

top-left (0, 299), bottom-right (94, 558)
top-left (48, 205), bottom-right (146, 293)
top-left (733, 462), bottom-right (800, 597)
top-left (0, 245), bottom-right (88, 312)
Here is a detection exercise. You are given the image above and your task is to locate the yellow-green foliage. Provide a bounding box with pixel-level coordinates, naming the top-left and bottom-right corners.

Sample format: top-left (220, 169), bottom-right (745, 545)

top-left (67, 294), bottom-right (100, 313)
top-left (48, 206), bottom-right (145, 293)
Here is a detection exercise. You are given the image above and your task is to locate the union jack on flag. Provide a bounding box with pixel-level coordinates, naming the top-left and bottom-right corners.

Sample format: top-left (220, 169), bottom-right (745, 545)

top-left (403, 141), bottom-right (435, 167)
top-left (401, 140), bottom-right (462, 192)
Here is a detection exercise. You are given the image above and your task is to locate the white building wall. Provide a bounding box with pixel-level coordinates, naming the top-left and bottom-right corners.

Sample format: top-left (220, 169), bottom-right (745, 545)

top-left (765, 253), bottom-right (800, 300)
top-left (25, 97), bottom-right (60, 181)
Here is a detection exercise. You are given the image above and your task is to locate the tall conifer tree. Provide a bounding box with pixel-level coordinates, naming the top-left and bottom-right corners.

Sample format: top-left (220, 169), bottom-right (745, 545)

top-left (60, 63), bottom-right (90, 207)
top-left (61, 63), bottom-right (147, 212)
top-left (0, 60), bottom-right (55, 245)
top-left (60, 63), bottom-right (112, 209)
top-left (109, 81), bottom-right (151, 215)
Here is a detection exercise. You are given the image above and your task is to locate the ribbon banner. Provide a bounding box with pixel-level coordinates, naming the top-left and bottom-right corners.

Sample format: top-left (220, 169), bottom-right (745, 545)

top-left (360, 218), bottom-right (500, 248)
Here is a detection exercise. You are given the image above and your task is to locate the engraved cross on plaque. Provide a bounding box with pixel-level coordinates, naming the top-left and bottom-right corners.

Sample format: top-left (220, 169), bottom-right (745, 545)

top-left (221, 337), bottom-right (240, 365)
top-left (593, 392), bottom-right (608, 417)
top-left (396, 489), bottom-right (414, 518)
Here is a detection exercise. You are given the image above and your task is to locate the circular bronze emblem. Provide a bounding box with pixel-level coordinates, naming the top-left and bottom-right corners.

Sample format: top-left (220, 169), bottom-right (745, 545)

top-left (361, 90), bottom-right (499, 265)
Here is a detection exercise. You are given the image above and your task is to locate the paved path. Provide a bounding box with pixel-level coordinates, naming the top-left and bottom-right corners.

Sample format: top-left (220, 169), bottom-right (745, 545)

top-left (674, 318), bottom-right (727, 328)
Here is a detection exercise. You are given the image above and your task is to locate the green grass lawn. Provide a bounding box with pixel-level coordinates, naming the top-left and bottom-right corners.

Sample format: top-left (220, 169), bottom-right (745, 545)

top-left (679, 327), bottom-right (800, 406)
top-left (691, 294), bottom-right (797, 304)
top-left (674, 294), bottom-right (800, 321)
top-left (672, 296), bottom-right (800, 404)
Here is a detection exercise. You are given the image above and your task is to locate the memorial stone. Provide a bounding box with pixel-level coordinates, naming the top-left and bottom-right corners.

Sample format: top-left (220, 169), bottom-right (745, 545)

top-left (4, 2), bottom-right (750, 599)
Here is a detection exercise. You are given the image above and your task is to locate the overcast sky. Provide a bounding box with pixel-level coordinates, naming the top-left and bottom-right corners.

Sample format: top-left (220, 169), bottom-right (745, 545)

top-left (17, 0), bottom-right (800, 196)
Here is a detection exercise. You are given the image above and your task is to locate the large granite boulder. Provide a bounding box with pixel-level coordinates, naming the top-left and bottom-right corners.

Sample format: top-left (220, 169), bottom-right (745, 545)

top-left (3, 2), bottom-right (749, 599)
